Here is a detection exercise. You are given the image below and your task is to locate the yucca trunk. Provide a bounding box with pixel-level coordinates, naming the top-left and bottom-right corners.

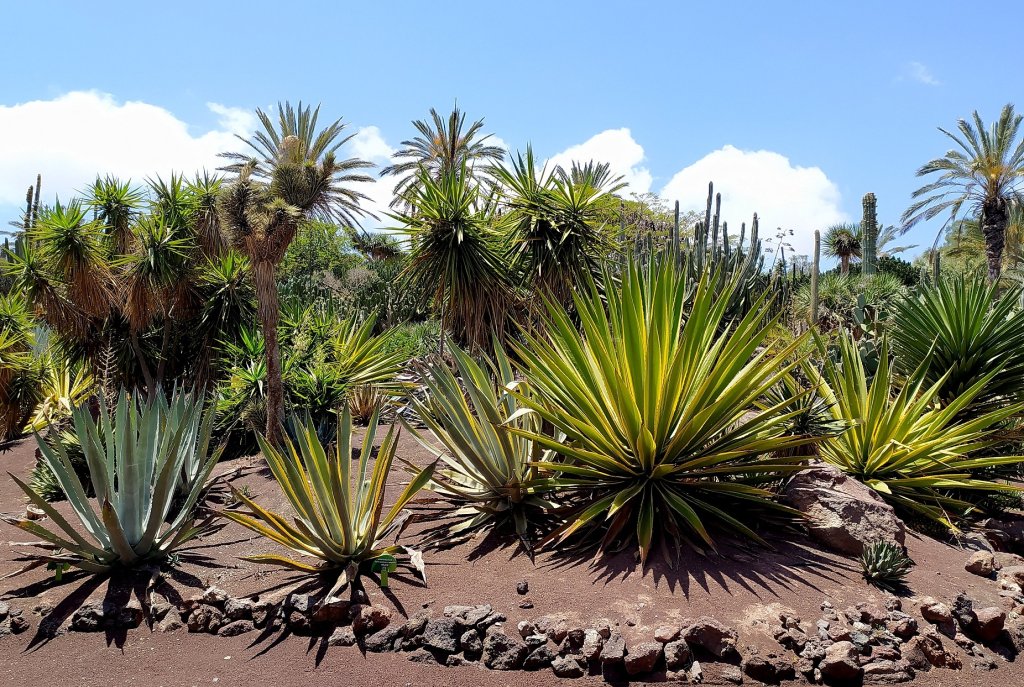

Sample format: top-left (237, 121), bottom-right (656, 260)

top-left (840, 254), bottom-right (850, 275)
top-left (253, 259), bottom-right (284, 446)
top-left (982, 196), bottom-right (1008, 283)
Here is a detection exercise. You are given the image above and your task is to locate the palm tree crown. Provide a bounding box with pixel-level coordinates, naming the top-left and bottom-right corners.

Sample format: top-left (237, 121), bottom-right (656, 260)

top-left (902, 103), bottom-right (1024, 282)
top-left (381, 106), bottom-right (505, 205)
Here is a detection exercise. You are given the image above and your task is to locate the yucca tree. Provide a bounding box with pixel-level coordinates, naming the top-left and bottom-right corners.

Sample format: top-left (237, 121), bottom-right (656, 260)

top-left (217, 102), bottom-right (374, 446)
top-left (493, 148), bottom-right (625, 305)
top-left (513, 257), bottom-right (814, 566)
top-left (381, 105), bottom-right (504, 204)
top-left (822, 223), bottom-right (860, 275)
top-left (85, 175), bottom-right (144, 255)
top-left (391, 164), bottom-right (512, 353)
top-left (903, 103), bottom-right (1024, 283)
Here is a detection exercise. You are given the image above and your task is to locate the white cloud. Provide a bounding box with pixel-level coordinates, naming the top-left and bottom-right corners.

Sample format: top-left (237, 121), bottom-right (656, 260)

top-left (345, 125), bottom-right (398, 227)
top-left (902, 61), bottom-right (940, 86)
top-left (661, 145), bottom-right (847, 257)
top-left (0, 91), bottom-right (252, 209)
top-left (547, 128), bottom-right (652, 194)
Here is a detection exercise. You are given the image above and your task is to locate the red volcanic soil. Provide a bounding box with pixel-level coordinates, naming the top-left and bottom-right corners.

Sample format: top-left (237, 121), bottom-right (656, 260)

top-left (0, 431), bottom-right (1019, 686)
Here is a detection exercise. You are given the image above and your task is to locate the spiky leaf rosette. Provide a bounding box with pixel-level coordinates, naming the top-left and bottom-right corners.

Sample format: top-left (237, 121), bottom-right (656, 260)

top-left (861, 540), bottom-right (914, 591)
top-left (513, 256), bottom-right (816, 566)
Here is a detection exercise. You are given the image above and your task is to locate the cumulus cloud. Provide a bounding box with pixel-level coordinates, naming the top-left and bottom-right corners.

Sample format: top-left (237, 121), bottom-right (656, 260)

top-left (547, 128), bottom-right (652, 194)
top-left (0, 91), bottom-right (253, 211)
top-left (347, 125), bottom-right (398, 226)
top-left (661, 145), bottom-right (847, 257)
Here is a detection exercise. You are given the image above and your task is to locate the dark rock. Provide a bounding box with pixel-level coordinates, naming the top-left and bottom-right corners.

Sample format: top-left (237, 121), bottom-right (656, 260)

top-left (461, 629), bottom-right (483, 658)
top-left (600, 632), bottom-right (627, 665)
top-left (445, 654), bottom-right (471, 667)
top-left (422, 617), bottom-right (460, 654)
top-left (516, 581), bottom-right (529, 595)
top-left (665, 639), bottom-right (693, 671)
top-left (156, 617), bottom-right (183, 633)
top-left (861, 659), bottom-right (914, 684)
top-left (202, 586), bottom-right (230, 608)
top-left (8, 615), bottom-right (29, 634)
top-left (251, 600), bottom-right (276, 628)
top-left (223, 596), bottom-right (254, 621)
top-left (70, 603), bottom-right (105, 632)
top-left (524, 644), bottom-right (556, 670)
top-left (683, 616), bottom-right (739, 659)
top-left (743, 654), bottom-right (796, 684)
top-left (401, 613), bottom-right (429, 638)
top-left (365, 626), bottom-right (402, 652)
top-left (328, 626), bottom-right (357, 647)
top-left (483, 631), bottom-right (529, 670)
top-left (406, 648), bottom-right (439, 664)
top-left (783, 463), bottom-right (906, 555)
top-left (218, 620), bottom-right (254, 637)
top-left (886, 612), bottom-right (917, 640)
top-left (820, 641), bottom-right (862, 681)
top-left (624, 641), bottom-right (662, 675)
top-left (519, 600), bottom-right (534, 609)
top-left (350, 605), bottom-right (391, 635)
top-left (973, 607), bottom-right (1006, 642)
top-left (951, 593), bottom-right (976, 632)
top-left (551, 655), bottom-right (586, 678)
top-left (655, 625), bottom-right (681, 643)
top-left (311, 597), bottom-right (350, 625)
top-left (582, 629), bottom-right (604, 661)
top-left (903, 632), bottom-right (961, 669)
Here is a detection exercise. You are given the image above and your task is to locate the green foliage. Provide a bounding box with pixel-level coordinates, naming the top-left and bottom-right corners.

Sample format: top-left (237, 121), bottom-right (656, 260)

top-left (3, 390), bottom-right (221, 572)
top-left (792, 272), bottom-right (905, 330)
top-left (810, 333), bottom-right (1024, 529)
top-left (392, 164), bottom-right (512, 351)
top-left (514, 257), bottom-right (813, 565)
top-left (860, 540), bottom-right (914, 591)
top-left (223, 410), bottom-right (434, 592)
top-left (405, 343), bottom-right (555, 550)
top-left (891, 275), bottom-right (1024, 410)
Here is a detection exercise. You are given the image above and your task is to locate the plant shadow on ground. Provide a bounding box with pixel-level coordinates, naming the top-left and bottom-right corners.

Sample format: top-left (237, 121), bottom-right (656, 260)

top-left (539, 527), bottom-right (858, 601)
top-left (243, 568), bottom-right (427, 667)
top-left (2, 548), bottom-right (221, 651)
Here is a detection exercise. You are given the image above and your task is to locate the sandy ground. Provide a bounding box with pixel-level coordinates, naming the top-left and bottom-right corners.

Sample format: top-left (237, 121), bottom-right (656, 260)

top-left (0, 432), bottom-right (1020, 686)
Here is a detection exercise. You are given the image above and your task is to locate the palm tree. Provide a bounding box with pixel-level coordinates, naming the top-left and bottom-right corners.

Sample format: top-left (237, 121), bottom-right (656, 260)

top-left (822, 223), bottom-right (860, 274)
top-left (381, 106), bottom-right (504, 205)
top-left (217, 102), bottom-right (374, 445)
top-left (902, 103), bottom-right (1024, 283)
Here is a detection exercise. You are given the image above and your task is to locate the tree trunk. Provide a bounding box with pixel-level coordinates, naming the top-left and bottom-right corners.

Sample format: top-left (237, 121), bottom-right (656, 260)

top-left (253, 259), bottom-right (285, 446)
top-left (982, 196), bottom-right (1008, 284)
top-left (840, 254), bottom-right (850, 275)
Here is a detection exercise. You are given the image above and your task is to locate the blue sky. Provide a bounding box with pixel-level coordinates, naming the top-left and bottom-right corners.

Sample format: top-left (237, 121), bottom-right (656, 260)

top-left (1, 0), bottom-right (1019, 261)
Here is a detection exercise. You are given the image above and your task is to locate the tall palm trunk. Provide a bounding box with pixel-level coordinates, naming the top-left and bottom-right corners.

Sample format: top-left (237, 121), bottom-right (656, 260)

top-left (982, 196), bottom-right (1008, 283)
top-left (840, 254), bottom-right (850, 275)
top-left (253, 259), bottom-right (284, 446)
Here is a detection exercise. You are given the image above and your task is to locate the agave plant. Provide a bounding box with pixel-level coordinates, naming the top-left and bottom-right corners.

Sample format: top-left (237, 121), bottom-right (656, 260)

top-left (404, 342), bottom-right (555, 550)
top-left (861, 540), bottom-right (914, 591)
top-left (512, 257), bottom-right (814, 565)
top-left (3, 389), bottom-right (221, 573)
top-left (810, 333), bottom-right (1024, 528)
top-left (891, 275), bottom-right (1024, 410)
top-left (222, 410), bottom-right (434, 592)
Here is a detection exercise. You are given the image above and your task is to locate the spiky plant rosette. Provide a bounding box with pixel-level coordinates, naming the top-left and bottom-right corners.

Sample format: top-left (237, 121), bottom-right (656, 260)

top-left (3, 389), bottom-right (221, 573)
top-left (222, 409), bottom-right (435, 596)
top-left (861, 540), bottom-right (914, 591)
top-left (402, 341), bottom-right (558, 553)
top-left (511, 257), bottom-right (817, 566)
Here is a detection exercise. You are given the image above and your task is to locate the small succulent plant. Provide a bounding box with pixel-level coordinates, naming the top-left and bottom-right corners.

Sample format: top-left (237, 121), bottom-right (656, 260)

top-left (861, 540), bottom-right (914, 591)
